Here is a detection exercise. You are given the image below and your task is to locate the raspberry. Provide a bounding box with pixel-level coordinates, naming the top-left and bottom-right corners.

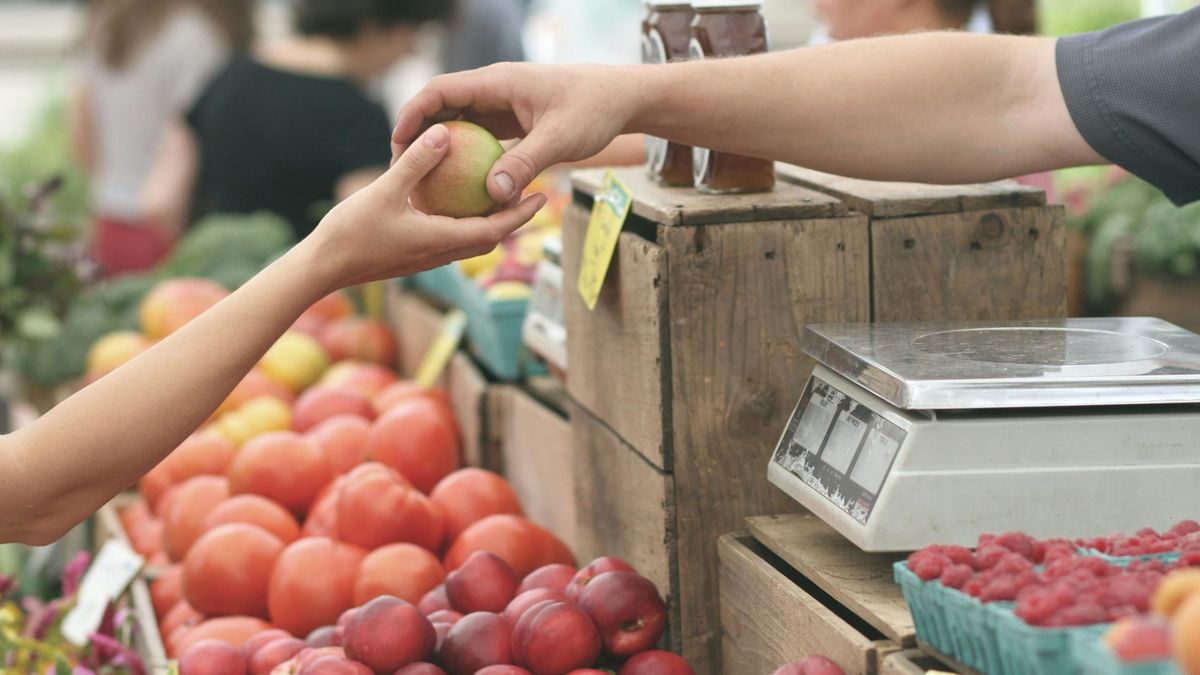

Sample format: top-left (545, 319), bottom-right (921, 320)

top-left (979, 577), bottom-right (1019, 603)
top-left (1015, 591), bottom-right (1060, 626)
top-left (1012, 571), bottom-right (1041, 593)
top-left (996, 553), bottom-right (1034, 576)
top-left (977, 533), bottom-right (997, 549)
top-left (912, 557), bottom-right (944, 581)
top-left (1106, 605), bottom-right (1138, 622)
top-left (974, 545), bottom-right (1010, 570)
top-left (1052, 601), bottom-right (1107, 626)
top-left (1044, 557), bottom-right (1076, 579)
top-left (963, 578), bottom-right (985, 598)
top-left (1178, 551), bottom-right (1200, 568)
top-left (996, 532), bottom-right (1036, 561)
top-left (938, 564), bottom-right (974, 590)
top-left (1099, 576), bottom-right (1150, 610)
top-left (1137, 527), bottom-right (1159, 539)
top-left (941, 546), bottom-right (975, 567)
top-left (1171, 520), bottom-right (1200, 537)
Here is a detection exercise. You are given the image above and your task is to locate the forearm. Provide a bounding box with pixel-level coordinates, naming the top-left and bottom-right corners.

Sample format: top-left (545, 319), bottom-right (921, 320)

top-left (1, 238), bottom-right (334, 544)
top-left (630, 33), bottom-right (1099, 183)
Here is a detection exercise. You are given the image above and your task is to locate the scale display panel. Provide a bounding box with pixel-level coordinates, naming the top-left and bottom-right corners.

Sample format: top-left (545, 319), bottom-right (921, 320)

top-left (772, 376), bottom-right (907, 525)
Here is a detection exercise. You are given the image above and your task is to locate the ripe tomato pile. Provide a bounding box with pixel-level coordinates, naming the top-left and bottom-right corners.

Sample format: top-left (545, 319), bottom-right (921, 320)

top-left (109, 290), bottom-right (694, 674)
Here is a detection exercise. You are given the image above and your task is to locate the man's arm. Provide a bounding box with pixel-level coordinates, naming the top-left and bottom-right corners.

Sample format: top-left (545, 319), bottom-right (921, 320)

top-left (0, 124), bottom-right (546, 546)
top-left (393, 33), bottom-right (1102, 202)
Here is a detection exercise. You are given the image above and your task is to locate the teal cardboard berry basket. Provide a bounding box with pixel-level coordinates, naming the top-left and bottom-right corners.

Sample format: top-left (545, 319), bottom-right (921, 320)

top-left (895, 561), bottom-right (1005, 673)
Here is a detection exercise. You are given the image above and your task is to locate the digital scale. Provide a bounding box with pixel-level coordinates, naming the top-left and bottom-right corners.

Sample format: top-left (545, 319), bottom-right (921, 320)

top-left (768, 317), bottom-right (1200, 551)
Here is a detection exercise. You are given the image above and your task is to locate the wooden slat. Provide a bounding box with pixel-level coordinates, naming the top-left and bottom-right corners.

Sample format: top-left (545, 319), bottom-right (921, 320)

top-left (96, 497), bottom-right (169, 673)
top-left (777, 164), bottom-right (1045, 218)
top-left (446, 352), bottom-right (492, 469)
top-left (871, 206), bottom-right (1067, 322)
top-left (663, 214), bottom-right (872, 669)
top-left (571, 167), bottom-right (846, 226)
top-left (881, 649), bottom-right (966, 675)
top-left (562, 203), bottom-right (670, 470)
top-left (569, 399), bottom-right (677, 648)
top-left (496, 385), bottom-right (577, 551)
top-left (748, 513), bottom-right (915, 646)
top-left (719, 534), bottom-right (890, 675)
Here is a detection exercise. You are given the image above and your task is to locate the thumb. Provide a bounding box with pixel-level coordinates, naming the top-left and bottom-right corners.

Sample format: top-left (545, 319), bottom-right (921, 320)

top-left (384, 124), bottom-right (451, 196)
top-left (486, 127), bottom-right (558, 203)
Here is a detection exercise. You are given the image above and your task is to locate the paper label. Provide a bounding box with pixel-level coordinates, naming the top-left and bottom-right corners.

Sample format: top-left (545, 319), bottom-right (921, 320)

top-left (414, 309), bottom-right (467, 388)
top-left (577, 171), bottom-right (633, 311)
top-left (61, 540), bottom-right (143, 646)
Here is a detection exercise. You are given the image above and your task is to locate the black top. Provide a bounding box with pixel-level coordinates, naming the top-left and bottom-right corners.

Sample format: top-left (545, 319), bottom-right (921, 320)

top-left (186, 57), bottom-right (392, 238)
top-left (1057, 8), bottom-right (1200, 205)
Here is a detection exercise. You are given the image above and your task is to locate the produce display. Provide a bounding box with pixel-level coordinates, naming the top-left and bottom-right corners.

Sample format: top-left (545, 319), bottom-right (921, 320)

top-left (898, 522), bottom-right (1200, 673)
top-left (98, 279), bottom-right (691, 674)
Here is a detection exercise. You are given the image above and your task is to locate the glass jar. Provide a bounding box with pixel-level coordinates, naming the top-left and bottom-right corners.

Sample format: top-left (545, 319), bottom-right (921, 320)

top-left (689, 0), bottom-right (775, 193)
top-left (642, 2), bottom-right (695, 186)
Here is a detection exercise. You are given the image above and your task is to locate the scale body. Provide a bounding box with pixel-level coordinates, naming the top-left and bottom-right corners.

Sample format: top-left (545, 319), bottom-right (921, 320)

top-left (768, 318), bottom-right (1200, 551)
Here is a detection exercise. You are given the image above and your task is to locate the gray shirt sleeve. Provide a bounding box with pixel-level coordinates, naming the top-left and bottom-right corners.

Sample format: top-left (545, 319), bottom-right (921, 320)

top-left (1057, 8), bottom-right (1200, 205)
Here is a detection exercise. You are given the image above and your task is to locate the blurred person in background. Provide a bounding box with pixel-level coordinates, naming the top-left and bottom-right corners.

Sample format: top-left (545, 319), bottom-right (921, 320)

top-left (142, 0), bottom-right (453, 242)
top-left (443, 0), bottom-right (527, 73)
top-left (71, 0), bottom-right (253, 276)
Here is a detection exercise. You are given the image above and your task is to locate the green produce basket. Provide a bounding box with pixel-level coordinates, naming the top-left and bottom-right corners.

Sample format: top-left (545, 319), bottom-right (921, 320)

top-left (409, 265), bottom-right (546, 381)
top-left (1072, 629), bottom-right (1181, 675)
top-left (990, 603), bottom-right (1101, 675)
top-left (895, 562), bottom-right (1005, 674)
top-left (1078, 548), bottom-right (1182, 566)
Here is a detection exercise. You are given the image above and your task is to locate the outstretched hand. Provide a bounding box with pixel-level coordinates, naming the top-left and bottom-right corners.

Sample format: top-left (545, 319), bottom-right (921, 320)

top-left (390, 63), bottom-right (636, 206)
top-left (309, 122), bottom-right (547, 292)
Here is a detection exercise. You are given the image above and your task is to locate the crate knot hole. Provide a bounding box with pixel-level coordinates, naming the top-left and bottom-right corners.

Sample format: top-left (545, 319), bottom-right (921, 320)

top-left (1028, 227), bottom-right (1040, 240)
top-left (903, 239), bottom-right (916, 250)
top-left (727, 386), bottom-right (778, 434)
top-left (978, 212), bottom-right (1005, 238)
top-left (764, 250), bottom-right (777, 260)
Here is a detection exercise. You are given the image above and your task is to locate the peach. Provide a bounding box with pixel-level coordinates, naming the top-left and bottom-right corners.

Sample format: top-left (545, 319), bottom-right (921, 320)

top-left (151, 566), bottom-right (184, 619)
top-left (475, 668), bottom-right (531, 675)
top-left (1153, 569), bottom-right (1200, 617)
top-left (619, 651), bottom-right (694, 675)
top-left (183, 523), bottom-right (284, 618)
top-left (320, 361), bottom-right (398, 397)
top-left (354, 543), bottom-right (445, 606)
top-left (229, 431), bottom-right (331, 516)
top-left (205, 494), bottom-right (302, 545)
top-left (336, 465), bottom-right (443, 551)
top-left (503, 589), bottom-right (569, 627)
top-left (298, 655), bottom-right (373, 675)
top-left (175, 617), bottom-right (275, 655)
top-left (430, 468), bottom-right (524, 544)
top-left (419, 585), bottom-right (452, 615)
top-left (366, 398), bottom-right (461, 493)
top-left (261, 331), bottom-right (331, 392)
top-left (446, 552), bottom-right (519, 614)
top-left (1103, 616), bottom-right (1171, 662)
top-left (140, 278), bottom-right (229, 340)
top-left (250, 638), bottom-right (308, 675)
top-left (306, 415), bottom-right (372, 475)
top-left (439, 612), bottom-right (514, 674)
top-left (217, 368), bottom-right (295, 418)
top-left (411, 121), bottom-right (504, 218)
top-left (511, 601), bottom-right (600, 674)
top-left (179, 639), bottom-right (248, 675)
top-left (770, 657), bottom-right (847, 675)
top-left (165, 434), bottom-right (237, 483)
top-left (343, 596), bottom-right (436, 672)
top-left (426, 609), bottom-right (463, 625)
top-left (578, 572), bottom-right (666, 660)
top-left (293, 386), bottom-right (375, 433)
top-left (306, 626), bottom-right (337, 648)
top-left (243, 629), bottom-right (294, 661)
top-left (565, 557), bottom-right (636, 602)
top-left (319, 318), bottom-right (397, 366)
top-left (1173, 592), bottom-right (1200, 674)
top-left (163, 476), bottom-right (230, 561)
top-left (516, 564), bottom-right (576, 596)
top-left (85, 331), bottom-right (150, 382)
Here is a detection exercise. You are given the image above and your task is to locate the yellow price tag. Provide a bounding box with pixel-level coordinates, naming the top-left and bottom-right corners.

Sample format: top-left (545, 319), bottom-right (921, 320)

top-left (577, 170), bottom-right (633, 311)
top-left (414, 309), bottom-right (467, 388)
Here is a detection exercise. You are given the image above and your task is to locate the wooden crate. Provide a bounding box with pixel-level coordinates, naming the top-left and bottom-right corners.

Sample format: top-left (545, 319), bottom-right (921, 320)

top-left (719, 513), bottom-right (924, 675)
top-left (490, 382), bottom-right (577, 551)
top-left (95, 496), bottom-right (170, 673)
top-left (386, 284), bottom-right (499, 470)
top-left (562, 166), bottom-right (1064, 673)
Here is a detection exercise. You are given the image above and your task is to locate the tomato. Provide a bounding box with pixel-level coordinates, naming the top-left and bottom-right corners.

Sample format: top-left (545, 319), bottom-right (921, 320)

top-left (173, 616), bottom-right (274, 657)
top-left (337, 463), bottom-right (444, 551)
top-left (354, 543), bottom-right (445, 606)
top-left (365, 399), bottom-right (460, 493)
top-left (183, 523), bottom-right (284, 618)
top-left (430, 469), bottom-right (524, 545)
top-left (150, 565), bottom-right (183, 619)
top-left (268, 537), bottom-right (367, 637)
top-left (139, 461), bottom-right (175, 514)
top-left (304, 415), bottom-right (371, 475)
top-left (444, 515), bottom-right (575, 578)
top-left (204, 494), bottom-right (301, 544)
top-left (162, 476), bottom-right (230, 561)
top-left (164, 433), bottom-right (237, 482)
top-left (228, 431), bottom-right (331, 516)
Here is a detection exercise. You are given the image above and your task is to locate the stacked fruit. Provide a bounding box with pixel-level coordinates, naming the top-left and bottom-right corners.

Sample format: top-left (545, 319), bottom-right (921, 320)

top-left (1077, 521), bottom-right (1200, 564)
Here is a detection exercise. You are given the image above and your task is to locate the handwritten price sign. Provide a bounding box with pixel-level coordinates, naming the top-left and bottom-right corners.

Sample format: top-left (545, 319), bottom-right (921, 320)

top-left (577, 171), bottom-right (633, 311)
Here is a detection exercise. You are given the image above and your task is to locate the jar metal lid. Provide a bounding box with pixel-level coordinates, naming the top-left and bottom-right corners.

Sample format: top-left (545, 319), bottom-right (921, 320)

top-left (690, 0), bottom-right (762, 8)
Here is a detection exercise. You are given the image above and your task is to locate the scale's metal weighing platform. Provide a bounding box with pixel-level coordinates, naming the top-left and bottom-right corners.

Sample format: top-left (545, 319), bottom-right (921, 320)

top-left (768, 317), bottom-right (1200, 551)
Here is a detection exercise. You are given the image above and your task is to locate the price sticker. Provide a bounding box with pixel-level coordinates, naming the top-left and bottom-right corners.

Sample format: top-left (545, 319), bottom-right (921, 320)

top-left (414, 309), bottom-right (467, 388)
top-left (577, 171), bottom-right (633, 311)
top-left (61, 540), bottom-right (143, 646)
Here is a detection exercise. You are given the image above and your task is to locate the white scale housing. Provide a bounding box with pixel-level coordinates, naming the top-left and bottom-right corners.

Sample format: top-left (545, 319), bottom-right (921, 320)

top-left (768, 318), bottom-right (1200, 551)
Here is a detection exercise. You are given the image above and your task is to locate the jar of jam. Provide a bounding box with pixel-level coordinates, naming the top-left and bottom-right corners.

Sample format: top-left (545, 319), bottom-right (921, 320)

top-left (641, 1), bottom-right (695, 186)
top-left (689, 0), bottom-right (775, 193)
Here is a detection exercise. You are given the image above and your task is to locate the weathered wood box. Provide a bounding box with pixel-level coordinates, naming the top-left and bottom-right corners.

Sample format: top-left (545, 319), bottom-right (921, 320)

top-left (562, 166), bottom-right (1065, 673)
